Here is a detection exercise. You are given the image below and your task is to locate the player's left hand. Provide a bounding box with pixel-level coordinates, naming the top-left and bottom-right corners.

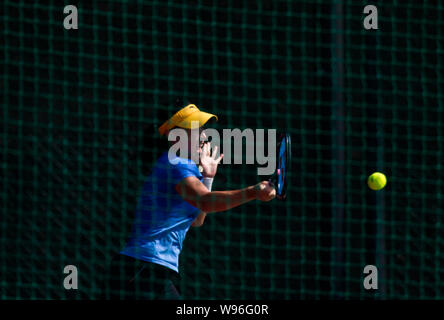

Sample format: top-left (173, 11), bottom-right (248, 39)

top-left (199, 141), bottom-right (223, 178)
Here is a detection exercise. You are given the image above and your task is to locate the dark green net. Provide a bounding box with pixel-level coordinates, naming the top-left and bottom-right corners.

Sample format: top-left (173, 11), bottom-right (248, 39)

top-left (1, 1), bottom-right (443, 299)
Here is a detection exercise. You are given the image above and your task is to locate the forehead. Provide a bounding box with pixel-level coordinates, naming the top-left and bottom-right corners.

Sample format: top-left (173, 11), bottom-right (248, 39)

top-left (185, 127), bottom-right (205, 135)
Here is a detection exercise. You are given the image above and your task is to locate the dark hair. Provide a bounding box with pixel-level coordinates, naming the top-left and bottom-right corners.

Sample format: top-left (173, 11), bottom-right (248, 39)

top-left (140, 109), bottom-right (170, 175)
top-left (140, 98), bottom-right (192, 175)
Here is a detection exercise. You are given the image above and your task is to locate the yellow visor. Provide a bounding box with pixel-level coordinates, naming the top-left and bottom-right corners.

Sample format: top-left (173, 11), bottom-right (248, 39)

top-left (158, 104), bottom-right (218, 136)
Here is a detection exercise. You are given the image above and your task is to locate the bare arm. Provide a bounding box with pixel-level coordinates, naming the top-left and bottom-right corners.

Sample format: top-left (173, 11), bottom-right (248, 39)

top-left (184, 141), bottom-right (274, 225)
top-left (189, 141), bottom-right (222, 226)
top-left (176, 176), bottom-right (275, 214)
top-left (191, 212), bottom-right (207, 227)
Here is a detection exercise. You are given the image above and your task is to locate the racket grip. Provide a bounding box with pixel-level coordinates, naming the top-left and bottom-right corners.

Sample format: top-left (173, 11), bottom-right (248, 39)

top-left (268, 177), bottom-right (275, 187)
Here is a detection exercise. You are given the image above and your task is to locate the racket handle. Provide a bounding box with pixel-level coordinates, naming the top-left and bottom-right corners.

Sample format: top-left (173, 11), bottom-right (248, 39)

top-left (268, 177), bottom-right (275, 187)
top-left (268, 168), bottom-right (279, 187)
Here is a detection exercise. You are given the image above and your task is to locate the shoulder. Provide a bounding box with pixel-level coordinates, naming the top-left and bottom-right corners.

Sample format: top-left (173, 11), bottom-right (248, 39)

top-left (158, 152), bottom-right (202, 180)
top-left (157, 152), bottom-right (194, 168)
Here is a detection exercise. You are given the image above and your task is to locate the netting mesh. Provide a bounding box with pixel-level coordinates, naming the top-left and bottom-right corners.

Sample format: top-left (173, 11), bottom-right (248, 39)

top-left (1, 0), bottom-right (443, 299)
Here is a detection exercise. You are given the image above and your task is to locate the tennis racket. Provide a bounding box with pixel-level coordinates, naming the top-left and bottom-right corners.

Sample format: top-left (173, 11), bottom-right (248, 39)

top-left (270, 133), bottom-right (291, 200)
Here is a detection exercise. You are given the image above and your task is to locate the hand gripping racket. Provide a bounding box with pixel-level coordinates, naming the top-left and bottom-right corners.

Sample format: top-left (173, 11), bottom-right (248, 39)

top-left (270, 133), bottom-right (291, 200)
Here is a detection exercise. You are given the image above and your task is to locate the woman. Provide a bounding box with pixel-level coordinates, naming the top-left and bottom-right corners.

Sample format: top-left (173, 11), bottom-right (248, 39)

top-left (106, 103), bottom-right (276, 299)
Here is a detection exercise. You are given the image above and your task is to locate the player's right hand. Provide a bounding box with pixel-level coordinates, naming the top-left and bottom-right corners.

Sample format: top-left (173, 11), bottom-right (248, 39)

top-left (255, 181), bottom-right (276, 202)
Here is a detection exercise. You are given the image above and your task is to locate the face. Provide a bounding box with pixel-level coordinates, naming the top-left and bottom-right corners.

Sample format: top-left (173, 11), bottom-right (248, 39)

top-left (166, 126), bottom-right (209, 161)
top-left (186, 127), bottom-right (208, 158)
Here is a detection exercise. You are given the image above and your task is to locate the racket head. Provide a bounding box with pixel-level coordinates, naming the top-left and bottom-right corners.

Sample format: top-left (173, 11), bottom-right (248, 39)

top-left (274, 133), bottom-right (291, 200)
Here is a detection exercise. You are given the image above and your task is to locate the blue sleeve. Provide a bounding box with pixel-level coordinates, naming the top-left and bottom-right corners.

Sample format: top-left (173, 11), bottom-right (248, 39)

top-left (169, 161), bottom-right (202, 186)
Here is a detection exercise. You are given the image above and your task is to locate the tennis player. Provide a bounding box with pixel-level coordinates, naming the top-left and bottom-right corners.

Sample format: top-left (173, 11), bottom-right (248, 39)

top-left (106, 103), bottom-right (276, 299)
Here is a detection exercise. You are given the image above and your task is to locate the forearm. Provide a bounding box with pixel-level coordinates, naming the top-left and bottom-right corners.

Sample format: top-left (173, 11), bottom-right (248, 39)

top-left (197, 186), bottom-right (257, 213)
top-left (176, 177), bottom-right (267, 215)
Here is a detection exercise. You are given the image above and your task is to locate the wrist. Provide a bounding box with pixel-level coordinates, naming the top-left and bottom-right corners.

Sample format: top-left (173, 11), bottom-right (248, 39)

top-left (247, 185), bottom-right (259, 200)
top-left (202, 177), bottom-right (214, 191)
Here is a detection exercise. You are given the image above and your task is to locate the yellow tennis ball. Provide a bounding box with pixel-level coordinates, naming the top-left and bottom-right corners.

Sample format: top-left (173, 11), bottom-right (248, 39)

top-left (368, 172), bottom-right (387, 191)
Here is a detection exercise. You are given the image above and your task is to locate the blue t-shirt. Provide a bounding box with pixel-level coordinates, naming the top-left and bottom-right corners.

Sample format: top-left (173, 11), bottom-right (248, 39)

top-left (120, 152), bottom-right (202, 273)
